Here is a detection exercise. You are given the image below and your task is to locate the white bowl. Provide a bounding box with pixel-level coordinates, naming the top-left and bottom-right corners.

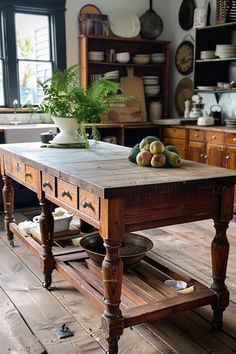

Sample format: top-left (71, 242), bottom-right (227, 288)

top-left (33, 212), bottom-right (73, 233)
top-left (164, 279), bottom-right (187, 290)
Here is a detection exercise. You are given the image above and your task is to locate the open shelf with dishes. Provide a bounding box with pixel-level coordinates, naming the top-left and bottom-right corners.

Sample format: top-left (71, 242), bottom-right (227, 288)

top-left (194, 22), bottom-right (236, 101)
top-left (79, 35), bottom-right (170, 121)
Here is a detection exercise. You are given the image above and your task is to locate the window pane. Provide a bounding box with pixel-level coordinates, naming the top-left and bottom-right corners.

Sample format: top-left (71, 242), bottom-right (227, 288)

top-left (15, 13), bottom-right (50, 60)
top-left (18, 61), bottom-right (52, 105)
top-left (0, 60), bottom-right (5, 105)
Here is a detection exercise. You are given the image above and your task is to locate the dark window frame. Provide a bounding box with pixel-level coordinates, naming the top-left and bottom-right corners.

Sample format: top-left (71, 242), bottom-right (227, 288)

top-left (0, 0), bottom-right (66, 108)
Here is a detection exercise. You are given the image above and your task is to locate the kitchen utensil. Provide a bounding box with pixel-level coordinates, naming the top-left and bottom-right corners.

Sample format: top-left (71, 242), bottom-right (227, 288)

top-left (210, 104), bottom-right (223, 125)
top-left (178, 0), bottom-right (196, 30)
top-left (120, 67), bottom-right (147, 120)
top-left (79, 232), bottom-right (153, 267)
top-left (140, 0), bottom-right (163, 39)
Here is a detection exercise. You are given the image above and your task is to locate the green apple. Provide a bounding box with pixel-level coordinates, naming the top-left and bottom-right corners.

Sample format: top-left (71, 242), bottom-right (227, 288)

top-left (151, 153), bottom-right (166, 168)
top-left (149, 140), bottom-right (165, 154)
top-left (136, 150), bottom-right (152, 166)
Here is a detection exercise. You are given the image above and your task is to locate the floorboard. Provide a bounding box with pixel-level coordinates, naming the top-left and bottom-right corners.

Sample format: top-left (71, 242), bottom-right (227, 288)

top-left (0, 208), bottom-right (236, 354)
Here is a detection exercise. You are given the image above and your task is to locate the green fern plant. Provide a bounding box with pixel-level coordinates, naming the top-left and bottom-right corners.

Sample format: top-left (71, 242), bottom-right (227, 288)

top-left (38, 64), bottom-right (129, 124)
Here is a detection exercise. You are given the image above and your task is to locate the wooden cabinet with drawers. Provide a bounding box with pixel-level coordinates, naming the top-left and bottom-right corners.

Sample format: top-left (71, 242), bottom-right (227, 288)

top-left (162, 126), bottom-right (187, 158)
top-left (165, 125), bottom-right (236, 210)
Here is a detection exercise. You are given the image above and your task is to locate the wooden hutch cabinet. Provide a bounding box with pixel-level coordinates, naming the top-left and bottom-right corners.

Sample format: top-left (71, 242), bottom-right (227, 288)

top-left (79, 35), bottom-right (170, 120)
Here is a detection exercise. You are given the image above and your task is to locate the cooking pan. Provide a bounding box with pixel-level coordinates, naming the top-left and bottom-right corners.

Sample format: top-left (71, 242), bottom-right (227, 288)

top-left (140, 0), bottom-right (163, 39)
top-left (178, 0), bottom-right (196, 30)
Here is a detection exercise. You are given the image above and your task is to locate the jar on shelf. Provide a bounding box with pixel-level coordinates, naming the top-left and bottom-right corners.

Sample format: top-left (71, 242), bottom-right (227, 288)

top-left (149, 101), bottom-right (162, 122)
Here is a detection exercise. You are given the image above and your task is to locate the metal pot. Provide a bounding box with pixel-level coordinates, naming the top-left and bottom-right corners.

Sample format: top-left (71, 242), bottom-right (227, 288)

top-left (80, 232), bottom-right (153, 267)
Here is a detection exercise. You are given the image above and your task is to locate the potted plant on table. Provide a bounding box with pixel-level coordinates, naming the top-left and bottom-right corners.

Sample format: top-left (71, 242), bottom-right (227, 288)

top-left (38, 64), bottom-right (127, 147)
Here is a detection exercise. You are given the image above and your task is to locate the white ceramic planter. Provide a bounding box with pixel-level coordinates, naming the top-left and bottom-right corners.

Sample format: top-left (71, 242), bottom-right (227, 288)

top-left (51, 116), bottom-right (85, 145)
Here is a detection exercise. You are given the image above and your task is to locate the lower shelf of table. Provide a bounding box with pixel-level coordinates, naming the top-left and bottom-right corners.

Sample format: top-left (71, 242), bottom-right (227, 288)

top-left (10, 222), bottom-right (217, 328)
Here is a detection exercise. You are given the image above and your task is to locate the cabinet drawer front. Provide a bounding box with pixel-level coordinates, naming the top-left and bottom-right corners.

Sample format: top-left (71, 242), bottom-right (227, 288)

top-left (163, 127), bottom-right (186, 139)
top-left (205, 131), bottom-right (224, 144)
top-left (25, 165), bottom-right (38, 189)
top-left (79, 190), bottom-right (99, 220)
top-left (189, 129), bottom-right (205, 141)
top-left (42, 172), bottom-right (56, 196)
top-left (225, 133), bottom-right (236, 145)
top-left (57, 179), bottom-right (78, 208)
top-left (12, 160), bottom-right (25, 181)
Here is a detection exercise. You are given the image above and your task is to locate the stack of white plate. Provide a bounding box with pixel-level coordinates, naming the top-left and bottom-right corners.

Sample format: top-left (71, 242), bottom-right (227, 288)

top-left (132, 54), bottom-right (150, 64)
top-left (215, 44), bottom-right (236, 59)
top-left (104, 70), bottom-right (120, 82)
top-left (150, 53), bottom-right (165, 63)
top-left (200, 50), bottom-right (217, 59)
top-left (228, 1), bottom-right (236, 22)
top-left (143, 76), bottom-right (160, 96)
top-left (225, 119), bottom-right (236, 128)
top-left (88, 51), bottom-right (105, 61)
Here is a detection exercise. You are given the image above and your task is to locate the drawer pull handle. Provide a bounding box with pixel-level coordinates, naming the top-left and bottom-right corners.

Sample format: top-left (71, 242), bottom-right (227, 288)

top-left (42, 181), bottom-right (50, 188)
top-left (233, 138), bottom-right (236, 142)
top-left (16, 163), bottom-right (21, 173)
top-left (194, 133), bottom-right (198, 138)
top-left (204, 155), bottom-right (208, 159)
top-left (61, 190), bottom-right (71, 197)
top-left (212, 135), bottom-right (216, 140)
top-left (25, 171), bottom-right (32, 177)
top-left (200, 153), bottom-right (204, 157)
top-left (226, 155), bottom-right (230, 160)
top-left (82, 199), bottom-right (94, 211)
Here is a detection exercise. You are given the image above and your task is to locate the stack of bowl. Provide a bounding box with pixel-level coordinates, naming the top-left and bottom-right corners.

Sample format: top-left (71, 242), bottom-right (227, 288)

top-left (143, 76), bottom-right (160, 97)
top-left (150, 53), bottom-right (165, 63)
top-left (132, 54), bottom-right (150, 64)
top-left (116, 52), bottom-right (130, 63)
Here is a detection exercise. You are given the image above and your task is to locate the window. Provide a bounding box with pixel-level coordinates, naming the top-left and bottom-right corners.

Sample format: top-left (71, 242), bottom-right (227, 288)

top-left (0, 0), bottom-right (66, 108)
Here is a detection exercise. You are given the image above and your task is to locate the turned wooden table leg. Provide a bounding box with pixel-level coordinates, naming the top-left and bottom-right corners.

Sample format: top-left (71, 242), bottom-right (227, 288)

top-left (101, 239), bottom-right (124, 354)
top-left (39, 197), bottom-right (55, 289)
top-left (2, 175), bottom-right (15, 247)
top-left (211, 220), bottom-right (230, 329)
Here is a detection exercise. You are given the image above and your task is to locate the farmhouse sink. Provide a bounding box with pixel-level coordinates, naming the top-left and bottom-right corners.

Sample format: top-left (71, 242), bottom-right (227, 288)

top-left (2, 124), bottom-right (57, 143)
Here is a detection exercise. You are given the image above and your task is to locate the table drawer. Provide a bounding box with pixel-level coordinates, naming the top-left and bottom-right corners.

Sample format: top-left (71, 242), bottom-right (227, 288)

top-left (25, 165), bottom-right (38, 189)
top-left (57, 179), bottom-right (78, 209)
top-left (225, 133), bottom-right (236, 145)
top-left (12, 159), bottom-right (25, 182)
top-left (79, 190), bottom-right (99, 220)
top-left (205, 131), bottom-right (224, 144)
top-left (163, 127), bottom-right (186, 139)
top-left (42, 172), bottom-right (56, 196)
top-left (189, 129), bottom-right (205, 141)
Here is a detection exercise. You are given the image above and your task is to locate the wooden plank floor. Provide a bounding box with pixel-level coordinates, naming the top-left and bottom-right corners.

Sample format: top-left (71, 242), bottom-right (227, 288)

top-left (0, 208), bottom-right (236, 354)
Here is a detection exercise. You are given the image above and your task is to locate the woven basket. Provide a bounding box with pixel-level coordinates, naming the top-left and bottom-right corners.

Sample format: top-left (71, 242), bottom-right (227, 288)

top-left (216, 0), bottom-right (232, 24)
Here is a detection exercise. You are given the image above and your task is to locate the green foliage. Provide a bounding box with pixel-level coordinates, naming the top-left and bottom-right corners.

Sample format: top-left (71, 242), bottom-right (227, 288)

top-left (38, 64), bottom-right (128, 124)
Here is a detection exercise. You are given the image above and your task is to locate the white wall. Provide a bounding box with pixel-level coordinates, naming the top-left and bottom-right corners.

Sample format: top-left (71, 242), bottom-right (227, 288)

top-left (65, 0), bottom-right (236, 120)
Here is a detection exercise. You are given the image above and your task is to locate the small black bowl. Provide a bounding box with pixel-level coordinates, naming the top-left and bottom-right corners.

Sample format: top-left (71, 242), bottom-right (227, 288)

top-left (40, 131), bottom-right (57, 144)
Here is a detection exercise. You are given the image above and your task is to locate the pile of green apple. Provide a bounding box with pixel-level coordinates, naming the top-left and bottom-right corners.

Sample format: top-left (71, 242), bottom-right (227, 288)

top-left (128, 136), bottom-right (182, 168)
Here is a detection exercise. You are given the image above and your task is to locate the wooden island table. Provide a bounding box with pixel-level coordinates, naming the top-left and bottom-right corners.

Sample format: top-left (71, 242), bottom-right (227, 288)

top-left (1, 141), bottom-right (236, 353)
